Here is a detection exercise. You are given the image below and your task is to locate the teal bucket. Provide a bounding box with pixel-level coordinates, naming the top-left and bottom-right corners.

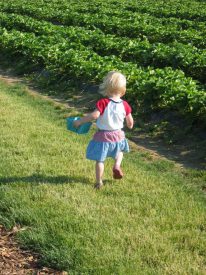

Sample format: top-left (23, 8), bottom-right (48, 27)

top-left (66, 117), bottom-right (92, 134)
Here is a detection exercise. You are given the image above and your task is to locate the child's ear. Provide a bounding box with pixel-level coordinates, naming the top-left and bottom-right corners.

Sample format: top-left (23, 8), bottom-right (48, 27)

top-left (121, 91), bottom-right (126, 97)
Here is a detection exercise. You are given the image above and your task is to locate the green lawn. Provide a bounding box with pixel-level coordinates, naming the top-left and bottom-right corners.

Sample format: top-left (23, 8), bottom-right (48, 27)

top-left (0, 80), bottom-right (206, 274)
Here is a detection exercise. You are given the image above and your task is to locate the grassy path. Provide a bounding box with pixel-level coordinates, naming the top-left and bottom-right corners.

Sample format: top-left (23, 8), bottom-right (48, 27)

top-left (0, 80), bottom-right (206, 274)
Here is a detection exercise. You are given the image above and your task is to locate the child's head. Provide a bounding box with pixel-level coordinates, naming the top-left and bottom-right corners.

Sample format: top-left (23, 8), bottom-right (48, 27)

top-left (99, 71), bottom-right (126, 97)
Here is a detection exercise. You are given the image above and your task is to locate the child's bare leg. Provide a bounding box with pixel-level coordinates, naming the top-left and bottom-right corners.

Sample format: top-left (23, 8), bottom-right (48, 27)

top-left (114, 152), bottom-right (123, 168)
top-left (95, 161), bottom-right (104, 188)
top-left (113, 152), bottom-right (124, 179)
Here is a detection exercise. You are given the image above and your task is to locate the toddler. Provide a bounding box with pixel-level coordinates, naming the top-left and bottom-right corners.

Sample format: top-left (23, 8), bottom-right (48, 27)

top-left (74, 71), bottom-right (133, 189)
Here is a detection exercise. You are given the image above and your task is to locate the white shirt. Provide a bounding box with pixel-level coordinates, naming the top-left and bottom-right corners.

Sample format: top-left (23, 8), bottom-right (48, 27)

top-left (96, 98), bottom-right (132, 130)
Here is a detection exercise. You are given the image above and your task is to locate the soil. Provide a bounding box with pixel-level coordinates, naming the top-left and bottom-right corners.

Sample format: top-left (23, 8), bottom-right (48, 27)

top-left (0, 225), bottom-right (67, 275)
top-left (130, 131), bottom-right (206, 170)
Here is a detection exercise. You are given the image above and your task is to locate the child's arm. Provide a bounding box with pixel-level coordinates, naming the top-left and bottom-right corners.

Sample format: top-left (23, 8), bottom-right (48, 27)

top-left (126, 113), bottom-right (134, 129)
top-left (73, 109), bottom-right (100, 128)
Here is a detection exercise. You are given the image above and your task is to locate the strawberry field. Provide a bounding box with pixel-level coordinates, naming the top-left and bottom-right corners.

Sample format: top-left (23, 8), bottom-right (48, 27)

top-left (0, 0), bottom-right (205, 123)
top-left (0, 1), bottom-right (206, 273)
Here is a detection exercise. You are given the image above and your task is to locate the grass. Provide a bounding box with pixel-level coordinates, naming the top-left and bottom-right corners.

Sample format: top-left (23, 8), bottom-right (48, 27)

top-left (0, 79), bottom-right (206, 274)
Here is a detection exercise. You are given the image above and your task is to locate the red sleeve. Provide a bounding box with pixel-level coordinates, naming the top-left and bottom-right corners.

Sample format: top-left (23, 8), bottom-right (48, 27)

top-left (123, 100), bottom-right (132, 116)
top-left (96, 98), bottom-right (110, 115)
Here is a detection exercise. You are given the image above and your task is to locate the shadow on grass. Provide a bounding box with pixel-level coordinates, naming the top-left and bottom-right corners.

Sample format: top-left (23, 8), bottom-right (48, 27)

top-left (0, 174), bottom-right (91, 185)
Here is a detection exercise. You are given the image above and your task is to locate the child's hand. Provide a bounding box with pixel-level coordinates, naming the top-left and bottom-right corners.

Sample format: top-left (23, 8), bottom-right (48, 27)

top-left (73, 120), bottom-right (81, 128)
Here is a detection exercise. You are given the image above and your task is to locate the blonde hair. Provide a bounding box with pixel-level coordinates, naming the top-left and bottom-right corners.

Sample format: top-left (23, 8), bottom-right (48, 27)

top-left (99, 71), bottom-right (126, 97)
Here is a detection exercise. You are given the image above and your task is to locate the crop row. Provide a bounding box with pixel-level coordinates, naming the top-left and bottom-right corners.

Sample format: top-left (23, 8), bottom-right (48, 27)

top-left (0, 27), bottom-right (205, 121)
top-left (21, 0), bottom-right (206, 31)
top-left (1, 2), bottom-right (205, 48)
top-left (0, 12), bottom-right (205, 83)
top-left (123, 0), bottom-right (206, 21)
top-left (48, 0), bottom-right (206, 31)
top-left (1, 0), bottom-right (206, 30)
top-left (86, 0), bottom-right (206, 22)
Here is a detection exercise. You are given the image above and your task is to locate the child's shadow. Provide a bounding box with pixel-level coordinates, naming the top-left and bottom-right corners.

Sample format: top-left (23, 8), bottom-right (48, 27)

top-left (0, 174), bottom-right (91, 186)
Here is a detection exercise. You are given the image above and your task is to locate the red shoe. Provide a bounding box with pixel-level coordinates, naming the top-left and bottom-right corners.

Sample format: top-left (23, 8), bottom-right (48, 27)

top-left (113, 167), bottom-right (123, 179)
